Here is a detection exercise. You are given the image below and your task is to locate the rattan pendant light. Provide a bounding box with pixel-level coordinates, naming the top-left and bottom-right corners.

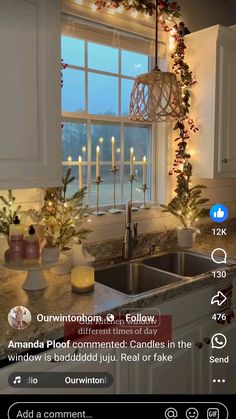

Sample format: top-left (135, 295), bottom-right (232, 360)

top-left (129, 0), bottom-right (182, 122)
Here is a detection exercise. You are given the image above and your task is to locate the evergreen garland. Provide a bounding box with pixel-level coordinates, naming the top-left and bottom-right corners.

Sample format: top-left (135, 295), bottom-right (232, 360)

top-left (95, 0), bottom-right (209, 227)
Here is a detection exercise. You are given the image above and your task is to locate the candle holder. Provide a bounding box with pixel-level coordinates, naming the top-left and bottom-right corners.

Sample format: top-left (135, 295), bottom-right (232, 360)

top-left (108, 166), bottom-right (123, 214)
top-left (91, 177), bottom-right (106, 216)
top-left (80, 186), bottom-right (90, 217)
top-left (129, 175), bottom-right (139, 211)
top-left (82, 200), bottom-right (90, 217)
top-left (140, 184), bottom-right (150, 209)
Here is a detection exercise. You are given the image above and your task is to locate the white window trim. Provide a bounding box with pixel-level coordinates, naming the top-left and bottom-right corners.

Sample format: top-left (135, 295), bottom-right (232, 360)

top-left (62, 38), bottom-right (156, 209)
top-left (61, 13), bottom-right (170, 218)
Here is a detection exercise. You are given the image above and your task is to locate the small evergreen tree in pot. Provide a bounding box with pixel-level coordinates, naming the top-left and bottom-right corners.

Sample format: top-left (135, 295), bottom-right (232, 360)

top-left (161, 166), bottom-right (210, 247)
top-left (31, 169), bottom-right (92, 254)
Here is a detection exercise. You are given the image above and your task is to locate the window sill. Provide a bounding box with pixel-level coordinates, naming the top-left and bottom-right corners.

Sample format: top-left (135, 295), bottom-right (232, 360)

top-left (83, 205), bottom-right (177, 243)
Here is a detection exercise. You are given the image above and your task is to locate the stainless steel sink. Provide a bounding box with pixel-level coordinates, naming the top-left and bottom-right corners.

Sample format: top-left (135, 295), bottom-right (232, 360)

top-left (95, 262), bottom-right (182, 296)
top-left (141, 251), bottom-right (226, 277)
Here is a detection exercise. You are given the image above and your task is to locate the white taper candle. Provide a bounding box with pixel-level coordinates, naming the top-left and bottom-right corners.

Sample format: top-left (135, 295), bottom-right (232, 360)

top-left (130, 147), bottom-right (134, 176)
top-left (143, 156), bottom-right (147, 185)
top-left (78, 156), bottom-right (83, 190)
top-left (96, 145), bottom-right (100, 178)
top-left (111, 136), bottom-right (115, 169)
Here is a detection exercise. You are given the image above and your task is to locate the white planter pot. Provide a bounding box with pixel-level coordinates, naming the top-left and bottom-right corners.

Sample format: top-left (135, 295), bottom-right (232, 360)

top-left (41, 246), bottom-right (60, 263)
top-left (0, 236), bottom-right (9, 262)
top-left (51, 248), bottom-right (72, 275)
top-left (177, 228), bottom-right (196, 248)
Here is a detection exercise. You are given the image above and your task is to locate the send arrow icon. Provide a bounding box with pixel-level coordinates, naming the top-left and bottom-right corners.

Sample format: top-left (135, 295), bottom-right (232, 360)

top-left (211, 291), bottom-right (227, 306)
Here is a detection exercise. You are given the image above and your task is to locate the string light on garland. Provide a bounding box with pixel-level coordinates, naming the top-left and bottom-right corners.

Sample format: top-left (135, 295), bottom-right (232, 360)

top-left (117, 4), bottom-right (123, 12)
top-left (91, 3), bottom-right (97, 11)
top-left (108, 7), bottom-right (116, 14)
top-left (169, 27), bottom-right (177, 51)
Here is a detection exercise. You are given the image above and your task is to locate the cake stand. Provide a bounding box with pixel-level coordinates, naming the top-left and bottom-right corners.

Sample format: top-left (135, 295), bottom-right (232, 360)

top-left (2, 255), bottom-right (67, 291)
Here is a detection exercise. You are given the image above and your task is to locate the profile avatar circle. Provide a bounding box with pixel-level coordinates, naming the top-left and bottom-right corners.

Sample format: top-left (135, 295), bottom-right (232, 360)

top-left (8, 306), bottom-right (32, 330)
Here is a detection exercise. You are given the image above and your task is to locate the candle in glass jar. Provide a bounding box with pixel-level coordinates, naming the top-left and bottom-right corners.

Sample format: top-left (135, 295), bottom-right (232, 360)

top-left (78, 156), bottom-right (83, 190)
top-left (71, 266), bottom-right (95, 293)
top-left (96, 145), bottom-right (100, 178)
top-left (143, 156), bottom-right (147, 185)
top-left (111, 136), bottom-right (115, 169)
top-left (130, 147), bottom-right (134, 176)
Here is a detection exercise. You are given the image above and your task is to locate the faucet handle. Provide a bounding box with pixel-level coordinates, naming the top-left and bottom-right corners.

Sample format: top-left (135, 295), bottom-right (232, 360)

top-left (148, 242), bottom-right (156, 255)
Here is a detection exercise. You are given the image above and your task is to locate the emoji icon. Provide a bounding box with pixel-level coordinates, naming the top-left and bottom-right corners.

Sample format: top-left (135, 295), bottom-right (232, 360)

top-left (186, 408), bottom-right (199, 419)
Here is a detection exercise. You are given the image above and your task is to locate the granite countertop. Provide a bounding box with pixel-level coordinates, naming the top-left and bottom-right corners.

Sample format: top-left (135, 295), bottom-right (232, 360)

top-left (0, 231), bottom-right (236, 362)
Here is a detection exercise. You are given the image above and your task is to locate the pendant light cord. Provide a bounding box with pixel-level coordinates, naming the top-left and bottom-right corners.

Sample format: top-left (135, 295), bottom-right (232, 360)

top-left (155, 0), bottom-right (159, 69)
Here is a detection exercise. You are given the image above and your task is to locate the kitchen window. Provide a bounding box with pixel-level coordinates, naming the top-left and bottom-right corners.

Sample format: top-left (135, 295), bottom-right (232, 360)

top-left (61, 34), bottom-right (154, 207)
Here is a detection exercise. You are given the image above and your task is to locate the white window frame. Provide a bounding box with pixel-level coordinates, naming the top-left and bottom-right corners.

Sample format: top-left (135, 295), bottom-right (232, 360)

top-left (61, 38), bottom-right (158, 209)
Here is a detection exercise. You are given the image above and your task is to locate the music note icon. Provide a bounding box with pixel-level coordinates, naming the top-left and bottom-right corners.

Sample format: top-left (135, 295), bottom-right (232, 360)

top-left (13, 376), bottom-right (21, 384)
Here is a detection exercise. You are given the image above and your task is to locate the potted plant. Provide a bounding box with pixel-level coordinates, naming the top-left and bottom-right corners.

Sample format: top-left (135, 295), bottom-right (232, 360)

top-left (40, 220), bottom-right (61, 263)
top-left (161, 173), bottom-right (209, 248)
top-left (31, 169), bottom-right (92, 272)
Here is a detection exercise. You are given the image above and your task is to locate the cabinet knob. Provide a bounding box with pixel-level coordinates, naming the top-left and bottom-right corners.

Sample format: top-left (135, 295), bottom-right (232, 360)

top-left (203, 337), bottom-right (211, 345)
top-left (222, 158), bottom-right (228, 163)
top-left (195, 342), bottom-right (203, 349)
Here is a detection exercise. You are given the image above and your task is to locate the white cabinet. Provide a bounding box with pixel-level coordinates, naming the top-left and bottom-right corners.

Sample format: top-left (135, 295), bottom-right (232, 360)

top-left (0, 0), bottom-right (62, 189)
top-left (185, 25), bottom-right (236, 178)
top-left (128, 285), bottom-right (236, 394)
top-left (129, 327), bottom-right (199, 394)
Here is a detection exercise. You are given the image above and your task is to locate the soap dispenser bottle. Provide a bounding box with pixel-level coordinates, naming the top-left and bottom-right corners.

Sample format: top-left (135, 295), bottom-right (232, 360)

top-left (24, 225), bottom-right (40, 264)
top-left (9, 216), bottom-right (24, 263)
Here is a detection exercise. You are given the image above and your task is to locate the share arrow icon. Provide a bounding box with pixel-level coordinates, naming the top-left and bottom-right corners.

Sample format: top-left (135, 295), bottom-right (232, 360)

top-left (211, 291), bottom-right (227, 306)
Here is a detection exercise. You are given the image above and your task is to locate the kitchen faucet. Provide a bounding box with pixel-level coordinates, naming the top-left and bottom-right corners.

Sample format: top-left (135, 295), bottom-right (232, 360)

top-left (122, 201), bottom-right (138, 259)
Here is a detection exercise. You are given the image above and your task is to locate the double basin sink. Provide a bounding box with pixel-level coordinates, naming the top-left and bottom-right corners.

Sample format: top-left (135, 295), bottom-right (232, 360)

top-left (95, 251), bottom-right (226, 297)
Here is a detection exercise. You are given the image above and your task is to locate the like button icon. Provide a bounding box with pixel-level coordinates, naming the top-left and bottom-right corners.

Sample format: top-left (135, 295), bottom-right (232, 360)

top-left (210, 204), bottom-right (228, 222)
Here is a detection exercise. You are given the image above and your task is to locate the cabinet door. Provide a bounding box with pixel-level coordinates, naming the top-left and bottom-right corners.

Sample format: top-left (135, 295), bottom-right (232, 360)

top-left (129, 327), bottom-right (200, 394)
top-left (0, 0), bottom-right (61, 189)
top-left (215, 35), bottom-right (236, 177)
top-left (201, 315), bottom-right (236, 394)
top-left (185, 25), bottom-right (236, 178)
